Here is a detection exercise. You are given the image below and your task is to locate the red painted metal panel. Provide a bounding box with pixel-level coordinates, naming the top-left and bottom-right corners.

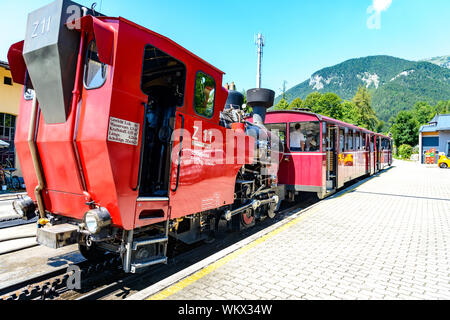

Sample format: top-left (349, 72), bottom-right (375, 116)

top-left (290, 153), bottom-right (324, 187)
top-left (43, 191), bottom-right (88, 220)
top-left (15, 99), bottom-right (39, 201)
top-left (134, 201), bottom-right (169, 229)
top-left (71, 16), bottom-right (116, 65)
top-left (7, 41), bottom-right (26, 85)
top-left (168, 112), bottom-right (254, 219)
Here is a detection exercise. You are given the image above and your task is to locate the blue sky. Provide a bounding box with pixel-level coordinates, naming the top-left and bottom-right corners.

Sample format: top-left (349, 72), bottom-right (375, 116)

top-left (0, 0), bottom-right (449, 95)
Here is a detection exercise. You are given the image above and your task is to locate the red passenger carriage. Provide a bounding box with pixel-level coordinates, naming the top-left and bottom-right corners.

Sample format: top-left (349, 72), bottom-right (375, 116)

top-left (264, 111), bottom-right (393, 199)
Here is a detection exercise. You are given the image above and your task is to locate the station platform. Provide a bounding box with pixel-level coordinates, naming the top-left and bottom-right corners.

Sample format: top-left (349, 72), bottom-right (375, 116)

top-left (128, 160), bottom-right (450, 300)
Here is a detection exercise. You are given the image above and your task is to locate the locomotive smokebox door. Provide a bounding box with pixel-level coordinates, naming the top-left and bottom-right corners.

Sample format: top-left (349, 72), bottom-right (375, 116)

top-left (23, 0), bottom-right (93, 124)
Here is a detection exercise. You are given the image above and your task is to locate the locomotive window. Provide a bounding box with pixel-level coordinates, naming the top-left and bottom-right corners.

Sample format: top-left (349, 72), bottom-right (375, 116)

top-left (289, 122), bottom-right (320, 152)
top-left (265, 123), bottom-right (287, 152)
top-left (84, 40), bottom-right (107, 89)
top-left (194, 72), bottom-right (215, 118)
top-left (141, 44), bottom-right (186, 106)
top-left (23, 72), bottom-right (35, 101)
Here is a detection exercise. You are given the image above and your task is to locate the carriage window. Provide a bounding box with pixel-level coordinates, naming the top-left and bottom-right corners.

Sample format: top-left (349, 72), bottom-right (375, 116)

top-left (362, 133), bottom-right (367, 150)
top-left (339, 129), bottom-right (345, 153)
top-left (289, 122), bottom-right (320, 152)
top-left (356, 132), bottom-right (360, 150)
top-left (84, 40), bottom-right (107, 89)
top-left (265, 123), bottom-right (287, 152)
top-left (348, 132), bottom-right (353, 151)
top-left (194, 72), bottom-right (215, 118)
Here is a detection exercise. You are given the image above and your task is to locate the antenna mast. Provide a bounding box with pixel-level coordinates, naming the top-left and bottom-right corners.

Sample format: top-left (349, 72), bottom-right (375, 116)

top-left (255, 33), bottom-right (265, 88)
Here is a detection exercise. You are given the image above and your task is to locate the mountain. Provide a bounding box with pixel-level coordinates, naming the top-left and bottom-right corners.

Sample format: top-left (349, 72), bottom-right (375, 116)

top-left (279, 55), bottom-right (450, 122)
top-left (422, 55), bottom-right (450, 69)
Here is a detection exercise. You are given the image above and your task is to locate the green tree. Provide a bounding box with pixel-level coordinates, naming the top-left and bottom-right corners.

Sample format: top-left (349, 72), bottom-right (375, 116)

top-left (435, 100), bottom-right (450, 114)
top-left (398, 144), bottom-right (413, 159)
top-left (289, 98), bottom-right (303, 110)
top-left (274, 98), bottom-right (290, 110)
top-left (412, 101), bottom-right (434, 125)
top-left (340, 101), bottom-right (358, 124)
top-left (391, 111), bottom-right (419, 147)
top-left (352, 85), bottom-right (378, 131)
top-left (318, 93), bottom-right (343, 119)
top-left (375, 120), bottom-right (386, 134)
top-left (302, 92), bottom-right (322, 111)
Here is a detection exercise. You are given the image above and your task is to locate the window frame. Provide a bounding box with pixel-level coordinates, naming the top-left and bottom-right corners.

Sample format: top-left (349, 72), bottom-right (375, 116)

top-left (265, 122), bottom-right (288, 153)
top-left (0, 113), bottom-right (17, 167)
top-left (140, 43), bottom-right (187, 107)
top-left (355, 132), bottom-right (361, 150)
top-left (23, 72), bottom-right (35, 101)
top-left (288, 121), bottom-right (321, 153)
top-left (4, 77), bottom-right (12, 86)
top-left (193, 70), bottom-right (216, 119)
top-left (83, 39), bottom-right (108, 90)
top-left (348, 131), bottom-right (354, 151)
top-left (339, 129), bottom-right (345, 153)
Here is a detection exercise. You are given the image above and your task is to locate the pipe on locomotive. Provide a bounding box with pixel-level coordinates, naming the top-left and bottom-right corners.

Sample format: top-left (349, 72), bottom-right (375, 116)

top-left (27, 96), bottom-right (46, 220)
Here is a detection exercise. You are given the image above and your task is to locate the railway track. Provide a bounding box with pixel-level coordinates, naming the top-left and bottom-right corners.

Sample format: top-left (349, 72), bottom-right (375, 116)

top-left (0, 217), bottom-right (38, 230)
top-left (0, 200), bottom-right (314, 301)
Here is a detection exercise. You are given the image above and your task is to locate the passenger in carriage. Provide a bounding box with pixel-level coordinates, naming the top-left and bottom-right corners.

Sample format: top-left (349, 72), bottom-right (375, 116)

top-left (290, 123), bottom-right (306, 151)
top-left (305, 130), bottom-right (320, 152)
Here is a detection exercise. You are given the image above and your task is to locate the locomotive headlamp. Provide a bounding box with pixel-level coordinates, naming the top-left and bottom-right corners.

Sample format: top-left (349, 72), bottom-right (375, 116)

top-left (83, 208), bottom-right (111, 234)
top-left (12, 196), bottom-right (36, 220)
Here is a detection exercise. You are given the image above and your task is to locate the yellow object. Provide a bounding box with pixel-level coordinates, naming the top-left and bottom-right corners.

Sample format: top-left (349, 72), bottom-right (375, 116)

top-left (344, 154), bottom-right (354, 166)
top-left (438, 154), bottom-right (450, 169)
top-left (38, 218), bottom-right (49, 226)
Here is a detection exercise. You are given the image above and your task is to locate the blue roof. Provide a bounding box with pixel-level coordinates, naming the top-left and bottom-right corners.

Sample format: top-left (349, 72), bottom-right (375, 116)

top-left (420, 114), bottom-right (450, 132)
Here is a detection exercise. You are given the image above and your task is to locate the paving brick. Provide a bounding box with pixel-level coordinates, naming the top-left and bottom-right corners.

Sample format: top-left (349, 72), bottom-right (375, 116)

top-left (160, 161), bottom-right (450, 301)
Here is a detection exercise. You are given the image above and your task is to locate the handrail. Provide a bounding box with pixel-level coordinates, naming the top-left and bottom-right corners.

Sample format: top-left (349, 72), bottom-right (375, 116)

top-left (133, 102), bottom-right (148, 192)
top-left (171, 113), bottom-right (184, 193)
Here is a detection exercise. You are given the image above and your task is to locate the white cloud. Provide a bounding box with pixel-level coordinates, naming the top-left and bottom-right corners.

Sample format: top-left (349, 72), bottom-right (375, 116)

top-left (372, 0), bottom-right (393, 13)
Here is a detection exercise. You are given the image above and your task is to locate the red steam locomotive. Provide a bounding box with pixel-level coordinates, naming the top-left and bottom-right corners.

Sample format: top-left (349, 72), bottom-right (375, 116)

top-left (8, 0), bottom-right (283, 273)
top-left (8, 0), bottom-right (391, 273)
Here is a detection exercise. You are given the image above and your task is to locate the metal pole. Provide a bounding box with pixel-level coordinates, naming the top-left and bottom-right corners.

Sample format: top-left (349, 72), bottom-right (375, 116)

top-left (256, 33), bottom-right (264, 88)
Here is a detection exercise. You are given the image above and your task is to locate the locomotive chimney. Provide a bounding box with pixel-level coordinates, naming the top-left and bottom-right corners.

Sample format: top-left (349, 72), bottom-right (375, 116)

top-left (246, 88), bottom-right (275, 124)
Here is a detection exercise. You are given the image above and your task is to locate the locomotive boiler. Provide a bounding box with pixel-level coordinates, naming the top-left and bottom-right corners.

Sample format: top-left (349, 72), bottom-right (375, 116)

top-left (9, 0), bottom-right (283, 273)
